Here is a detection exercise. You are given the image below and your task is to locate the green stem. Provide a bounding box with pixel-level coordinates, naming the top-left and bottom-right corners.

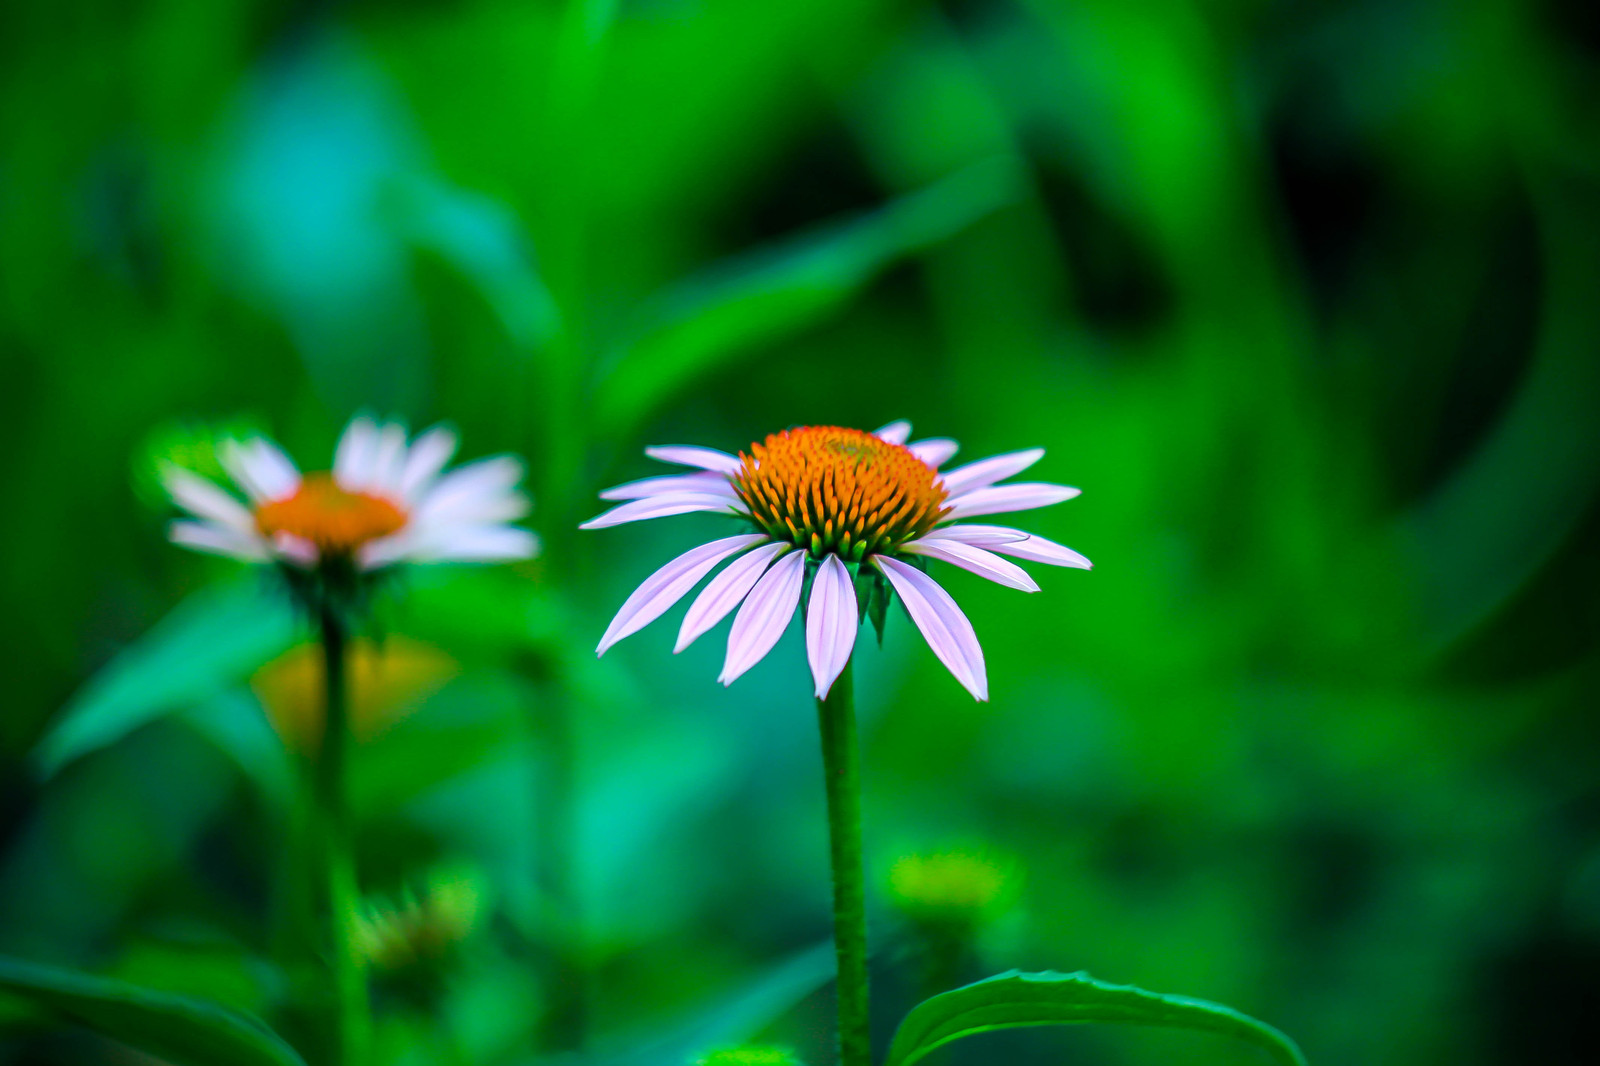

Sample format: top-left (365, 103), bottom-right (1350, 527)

top-left (317, 608), bottom-right (369, 1066)
top-left (816, 658), bottom-right (870, 1066)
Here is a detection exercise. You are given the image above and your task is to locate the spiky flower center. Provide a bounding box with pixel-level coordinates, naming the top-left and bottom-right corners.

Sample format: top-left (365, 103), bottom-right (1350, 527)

top-left (732, 426), bottom-right (948, 561)
top-left (254, 473), bottom-right (406, 554)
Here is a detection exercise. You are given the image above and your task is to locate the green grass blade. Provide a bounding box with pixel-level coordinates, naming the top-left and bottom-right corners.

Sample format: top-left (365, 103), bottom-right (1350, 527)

top-left (0, 956), bottom-right (306, 1066)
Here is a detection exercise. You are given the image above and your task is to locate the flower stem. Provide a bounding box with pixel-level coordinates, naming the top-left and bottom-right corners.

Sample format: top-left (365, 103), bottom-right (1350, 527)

top-left (816, 658), bottom-right (870, 1066)
top-left (316, 607), bottom-right (369, 1066)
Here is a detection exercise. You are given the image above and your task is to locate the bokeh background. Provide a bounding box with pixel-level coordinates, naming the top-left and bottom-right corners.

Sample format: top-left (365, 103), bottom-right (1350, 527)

top-left (3, 1), bottom-right (1599, 1064)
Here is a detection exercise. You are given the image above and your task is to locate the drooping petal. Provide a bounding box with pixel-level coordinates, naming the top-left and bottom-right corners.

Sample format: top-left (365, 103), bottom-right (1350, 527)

top-left (399, 427), bottom-right (459, 502)
top-left (900, 538), bottom-right (1040, 592)
top-left (939, 526), bottom-right (1092, 569)
top-left (579, 492), bottom-right (740, 530)
top-left (597, 534), bottom-right (769, 655)
top-left (599, 472), bottom-right (738, 501)
top-left (939, 448), bottom-right (1045, 497)
top-left (719, 549), bottom-right (807, 685)
top-left (676, 540), bottom-right (792, 652)
top-left (644, 445), bottom-right (744, 474)
top-left (873, 420), bottom-right (912, 445)
top-left (908, 439), bottom-right (959, 467)
top-left (805, 554), bottom-right (858, 698)
top-left (871, 555), bottom-right (988, 701)
top-left (220, 438), bottom-right (300, 503)
top-left (159, 466), bottom-right (255, 533)
top-left (920, 524), bottom-right (1031, 547)
top-left (271, 532), bottom-right (319, 568)
top-left (334, 417), bottom-right (380, 492)
top-left (168, 520), bottom-right (271, 562)
top-left (944, 482), bottom-right (1081, 520)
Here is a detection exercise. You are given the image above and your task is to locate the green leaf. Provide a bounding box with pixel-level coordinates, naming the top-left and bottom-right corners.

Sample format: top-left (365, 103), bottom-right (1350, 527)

top-left (594, 156), bottom-right (1021, 437)
top-left (602, 942), bottom-right (835, 1066)
top-left (0, 955), bottom-right (306, 1066)
top-left (34, 579), bottom-right (298, 778)
top-left (884, 970), bottom-right (1306, 1066)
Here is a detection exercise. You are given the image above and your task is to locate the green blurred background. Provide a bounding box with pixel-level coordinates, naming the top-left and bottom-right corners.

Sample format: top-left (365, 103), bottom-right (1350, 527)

top-left (3, 0), bottom-right (1599, 1063)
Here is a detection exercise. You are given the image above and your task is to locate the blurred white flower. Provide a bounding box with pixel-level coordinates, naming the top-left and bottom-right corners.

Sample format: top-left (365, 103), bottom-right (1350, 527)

top-left (162, 415), bottom-right (538, 571)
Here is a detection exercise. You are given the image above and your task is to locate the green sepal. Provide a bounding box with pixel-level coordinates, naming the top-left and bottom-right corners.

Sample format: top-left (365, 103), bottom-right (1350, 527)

top-left (884, 969), bottom-right (1307, 1066)
top-left (854, 566), bottom-right (891, 645)
top-left (0, 955), bottom-right (308, 1066)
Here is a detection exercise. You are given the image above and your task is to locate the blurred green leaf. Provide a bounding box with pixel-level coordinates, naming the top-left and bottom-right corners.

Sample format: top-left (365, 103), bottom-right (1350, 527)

top-left (594, 156), bottom-right (1022, 436)
top-left (0, 955), bottom-right (306, 1066)
top-left (35, 580), bottom-right (298, 778)
top-left (602, 942), bottom-right (834, 1066)
top-left (884, 970), bottom-right (1307, 1066)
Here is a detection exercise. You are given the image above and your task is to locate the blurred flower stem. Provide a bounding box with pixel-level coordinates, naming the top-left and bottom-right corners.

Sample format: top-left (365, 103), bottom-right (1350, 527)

top-left (316, 606), bottom-right (370, 1066)
top-left (531, 680), bottom-right (589, 1054)
top-left (816, 658), bottom-right (869, 1066)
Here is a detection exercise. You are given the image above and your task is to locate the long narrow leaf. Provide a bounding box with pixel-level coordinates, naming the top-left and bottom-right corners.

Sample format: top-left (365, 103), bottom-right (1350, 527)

top-left (0, 956), bottom-right (306, 1066)
top-left (885, 970), bottom-right (1306, 1066)
top-left (34, 579), bottom-right (298, 778)
top-left (595, 156), bottom-right (1021, 436)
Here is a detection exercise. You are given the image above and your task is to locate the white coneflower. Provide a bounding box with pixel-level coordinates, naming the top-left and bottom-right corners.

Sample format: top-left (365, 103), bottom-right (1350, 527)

top-left (582, 421), bottom-right (1089, 700)
top-left (161, 415), bottom-right (538, 572)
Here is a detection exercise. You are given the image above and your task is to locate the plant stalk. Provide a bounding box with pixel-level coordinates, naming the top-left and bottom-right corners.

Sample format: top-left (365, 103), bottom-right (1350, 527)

top-left (317, 607), bottom-right (369, 1066)
top-left (816, 658), bottom-right (870, 1066)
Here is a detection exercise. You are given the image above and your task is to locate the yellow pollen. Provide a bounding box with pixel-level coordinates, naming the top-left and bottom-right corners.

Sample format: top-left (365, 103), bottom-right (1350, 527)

top-left (732, 426), bottom-right (947, 560)
top-left (254, 473), bottom-right (407, 555)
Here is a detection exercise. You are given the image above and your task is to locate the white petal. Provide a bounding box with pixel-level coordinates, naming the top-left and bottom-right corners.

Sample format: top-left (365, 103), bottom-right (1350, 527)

top-left (644, 445), bottom-right (744, 474)
top-left (400, 426), bottom-right (459, 501)
top-left (899, 538), bottom-right (1039, 592)
top-left (247, 440), bottom-right (301, 499)
top-left (921, 524), bottom-right (1031, 547)
top-left (944, 483), bottom-right (1081, 520)
top-left (871, 555), bottom-right (988, 701)
top-left (599, 472), bottom-right (738, 501)
top-left (974, 529), bottom-right (1092, 570)
top-left (368, 422), bottom-right (408, 496)
top-left (596, 534), bottom-right (768, 655)
top-left (374, 524), bottom-right (539, 568)
top-left (411, 457), bottom-right (525, 526)
top-left (579, 492), bottom-right (739, 530)
top-left (676, 541), bottom-right (792, 652)
top-left (159, 466), bottom-right (254, 533)
top-left (334, 416), bottom-right (380, 491)
top-left (719, 549), bottom-right (807, 686)
top-left (220, 438), bottom-right (299, 503)
top-left (169, 520), bottom-right (270, 562)
top-left (410, 490), bottom-right (530, 530)
top-left (873, 420), bottom-right (912, 445)
top-left (939, 448), bottom-right (1045, 497)
top-left (908, 439), bottom-right (959, 467)
top-left (806, 554), bottom-right (858, 698)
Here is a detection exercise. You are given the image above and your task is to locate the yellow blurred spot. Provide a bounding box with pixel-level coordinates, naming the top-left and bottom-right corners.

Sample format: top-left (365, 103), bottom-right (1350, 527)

top-left (695, 1047), bottom-right (803, 1066)
top-left (251, 636), bottom-right (456, 754)
top-left (887, 849), bottom-right (1015, 920)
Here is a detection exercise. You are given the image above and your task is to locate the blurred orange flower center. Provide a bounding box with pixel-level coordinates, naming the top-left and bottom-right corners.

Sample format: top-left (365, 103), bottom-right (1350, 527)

top-left (255, 473), bottom-right (407, 553)
top-left (733, 426), bottom-right (948, 561)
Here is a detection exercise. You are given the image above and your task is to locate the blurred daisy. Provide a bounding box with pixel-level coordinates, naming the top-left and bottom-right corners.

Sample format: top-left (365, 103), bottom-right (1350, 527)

top-left (583, 421), bottom-right (1089, 701)
top-left (161, 415), bottom-right (538, 572)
